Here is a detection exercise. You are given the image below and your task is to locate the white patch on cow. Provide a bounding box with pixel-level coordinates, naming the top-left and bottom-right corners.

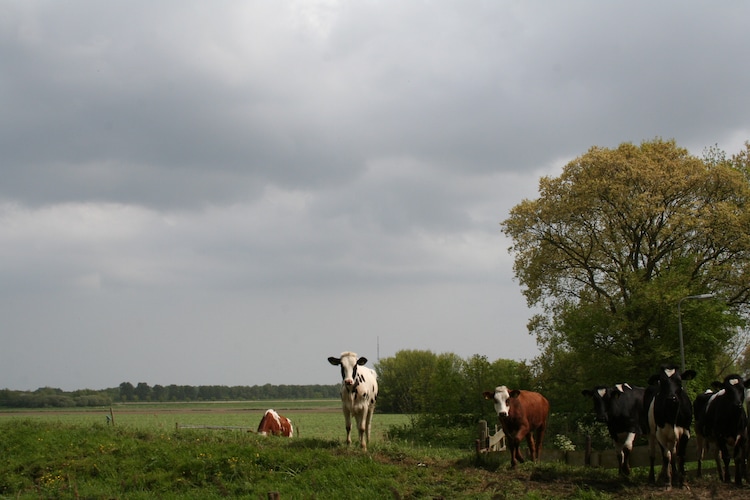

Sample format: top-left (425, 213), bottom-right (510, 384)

top-left (492, 386), bottom-right (511, 417)
top-left (707, 389), bottom-right (725, 411)
top-left (664, 368), bottom-right (676, 377)
top-left (597, 388), bottom-right (607, 397)
top-left (267, 409), bottom-right (281, 427)
top-left (729, 377), bottom-right (740, 385)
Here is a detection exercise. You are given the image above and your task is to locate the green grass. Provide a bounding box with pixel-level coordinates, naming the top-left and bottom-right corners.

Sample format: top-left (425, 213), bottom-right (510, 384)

top-left (1, 402), bottom-right (409, 441)
top-left (0, 417), bottom-right (472, 499)
top-left (2, 405), bottom-right (748, 499)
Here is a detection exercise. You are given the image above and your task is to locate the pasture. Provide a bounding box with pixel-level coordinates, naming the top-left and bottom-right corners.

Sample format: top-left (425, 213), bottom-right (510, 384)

top-left (0, 400), bottom-right (380, 439)
top-left (2, 402), bottom-right (750, 499)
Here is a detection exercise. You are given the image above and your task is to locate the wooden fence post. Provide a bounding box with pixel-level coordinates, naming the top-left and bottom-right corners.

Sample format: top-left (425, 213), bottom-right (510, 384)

top-left (478, 420), bottom-right (488, 450)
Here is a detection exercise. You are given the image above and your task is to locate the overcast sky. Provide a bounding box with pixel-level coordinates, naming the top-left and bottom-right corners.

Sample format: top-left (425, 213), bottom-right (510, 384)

top-left (2, 1), bottom-right (749, 391)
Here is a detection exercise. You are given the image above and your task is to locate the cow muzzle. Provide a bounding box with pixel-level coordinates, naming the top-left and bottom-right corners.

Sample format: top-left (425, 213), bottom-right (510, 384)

top-left (497, 411), bottom-right (508, 418)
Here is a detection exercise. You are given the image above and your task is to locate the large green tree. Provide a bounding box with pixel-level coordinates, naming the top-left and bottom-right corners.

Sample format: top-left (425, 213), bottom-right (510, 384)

top-left (502, 139), bottom-right (750, 408)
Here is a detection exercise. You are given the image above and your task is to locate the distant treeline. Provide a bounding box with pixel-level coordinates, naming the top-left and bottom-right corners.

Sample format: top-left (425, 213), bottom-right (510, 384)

top-left (0, 383), bottom-right (340, 408)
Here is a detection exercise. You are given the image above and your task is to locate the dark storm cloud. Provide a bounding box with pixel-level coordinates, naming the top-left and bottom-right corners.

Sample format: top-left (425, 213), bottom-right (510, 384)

top-left (0, 1), bottom-right (748, 390)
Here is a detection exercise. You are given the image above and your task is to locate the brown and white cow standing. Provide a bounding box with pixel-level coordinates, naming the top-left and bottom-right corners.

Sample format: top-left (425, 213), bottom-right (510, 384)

top-left (328, 351), bottom-right (378, 451)
top-left (483, 386), bottom-right (550, 468)
top-left (257, 409), bottom-right (293, 437)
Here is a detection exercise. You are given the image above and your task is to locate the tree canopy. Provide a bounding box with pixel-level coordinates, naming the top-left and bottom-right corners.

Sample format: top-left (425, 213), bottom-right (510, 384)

top-left (375, 349), bottom-right (531, 420)
top-left (502, 138), bottom-right (750, 407)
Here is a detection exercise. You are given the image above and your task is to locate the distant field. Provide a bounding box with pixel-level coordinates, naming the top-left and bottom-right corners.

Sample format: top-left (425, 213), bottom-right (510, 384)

top-left (0, 400), bottom-right (411, 442)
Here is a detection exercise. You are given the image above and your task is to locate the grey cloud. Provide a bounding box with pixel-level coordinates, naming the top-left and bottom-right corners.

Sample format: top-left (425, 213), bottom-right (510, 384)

top-left (1, 1), bottom-right (748, 390)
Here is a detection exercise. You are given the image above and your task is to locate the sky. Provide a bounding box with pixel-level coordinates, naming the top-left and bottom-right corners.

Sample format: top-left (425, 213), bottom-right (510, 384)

top-left (2, 1), bottom-right (749, 391)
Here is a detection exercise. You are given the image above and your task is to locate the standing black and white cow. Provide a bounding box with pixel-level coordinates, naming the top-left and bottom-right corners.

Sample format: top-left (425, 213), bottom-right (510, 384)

top-left (328, 352), bottom-right (378, 451)
top-left (694, 374), bottom-right (748, 485)
top-left (692, 389), bottom-right (714, 478)
top-left (647, 364), bottom-right (696, 489)
top-left (581, 383), bottom-right (648, 475)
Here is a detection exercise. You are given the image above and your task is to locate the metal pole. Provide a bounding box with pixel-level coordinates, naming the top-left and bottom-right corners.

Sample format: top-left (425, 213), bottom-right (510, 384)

top-left (677, 293), bottom-right (715, 372)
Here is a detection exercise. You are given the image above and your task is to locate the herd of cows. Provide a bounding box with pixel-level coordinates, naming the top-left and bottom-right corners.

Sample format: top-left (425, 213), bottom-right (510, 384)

top-left (257, 353), bottom-right (750, 491)
top-left (579, 365), bottom-right (748, 489)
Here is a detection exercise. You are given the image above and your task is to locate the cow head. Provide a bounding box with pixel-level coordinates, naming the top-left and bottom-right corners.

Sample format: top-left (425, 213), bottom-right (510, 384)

top-left (581, 383), bottom-right (632, 423)
top-left (328, 352), bottom-right (368, 389)
top-left (582, 386), bottom-right (611, 423)
top-left (483, 386), bottom-right (520, 420)
top-left (710, 374), bottom-right (748, 409)
top-left (648, 364), bottom-right (696, 404)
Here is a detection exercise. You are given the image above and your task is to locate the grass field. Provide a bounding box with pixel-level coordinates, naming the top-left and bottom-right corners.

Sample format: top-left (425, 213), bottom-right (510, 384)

top-left (0, 400), bottom-right (410, 441)
top-left (3, 402), bottom-right (750, 499)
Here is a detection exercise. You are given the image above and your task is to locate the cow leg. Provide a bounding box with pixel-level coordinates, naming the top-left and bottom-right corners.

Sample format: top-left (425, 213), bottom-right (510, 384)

top-left (647, 434), bottom-right (657, 484)
top-left (534, 426), bottom-right (546, 462)
top-left (619, 432), bottom-right (636, 476)
top-left (716, 439), bottom-right (730, 483)
top-left (525, 434), bottom-right (537, 461)
top-left (732, 439), bottom-right (744, 487)
top-left (364, 405), bottom-right (375, 444)
top-left (695, 434), bottom-right (705, 477)
top-left (508, 441), bottom-right (522, 468)
top-left (343, 406), bottom-right (352, 446)
top-left (676, 434), bottom-right (689, 487)
top-left (659, 443), bottom-right (674, 490)
top-left (354, 412), bottom-right (367, 450)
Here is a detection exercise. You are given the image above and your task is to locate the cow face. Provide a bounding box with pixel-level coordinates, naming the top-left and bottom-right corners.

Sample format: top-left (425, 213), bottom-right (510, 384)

top-left (711, 374), bottom-right (748, 409)
top-left (649, 365), bottom-right (696, 405)
top-left (582, 386), bottom-right (611, 423)
top-left (328, 352), bottom-right (368, 388)
top-left (483, 386), bottom-right (519, 419)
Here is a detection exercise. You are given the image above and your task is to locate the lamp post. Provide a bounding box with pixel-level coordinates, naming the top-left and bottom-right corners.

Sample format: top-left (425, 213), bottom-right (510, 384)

top-left (677, 293), bottom-right (715, 372)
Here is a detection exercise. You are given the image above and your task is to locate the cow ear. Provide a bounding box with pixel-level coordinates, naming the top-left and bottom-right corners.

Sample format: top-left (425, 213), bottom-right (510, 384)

top-left (357, 357), bottom-right (368, 366)
top-left (682, 370), bottom-right (697, 381)
top-left (509, 390), bottom-right (521, 398)
top-left (328, 357), bottom-right (341, 366)
top-left (482, 391), bottom-right (494, 400)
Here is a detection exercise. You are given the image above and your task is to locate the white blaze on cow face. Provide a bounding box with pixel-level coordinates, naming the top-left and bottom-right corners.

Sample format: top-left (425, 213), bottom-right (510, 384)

top-left (490, 386), bottom-right (512, 417)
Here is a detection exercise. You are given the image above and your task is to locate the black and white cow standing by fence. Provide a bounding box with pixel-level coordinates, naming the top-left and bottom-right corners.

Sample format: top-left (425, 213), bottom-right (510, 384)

top-left (647, 364), bottom-right (696, 490)
top-left (328, 352), bottom-right (378, 451)
top-left (581, 383), bottom-right (649, 476)
top-left (694, 374), bottom-right (748, 485)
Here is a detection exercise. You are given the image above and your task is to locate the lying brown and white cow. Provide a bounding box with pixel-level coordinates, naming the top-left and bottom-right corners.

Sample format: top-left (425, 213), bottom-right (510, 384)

top-left (257, 409), bottom-right (293, 437)
top-left (483, 386), bottom-right (550, 468)
top-left (328, 351), bottom-right (378, 451)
